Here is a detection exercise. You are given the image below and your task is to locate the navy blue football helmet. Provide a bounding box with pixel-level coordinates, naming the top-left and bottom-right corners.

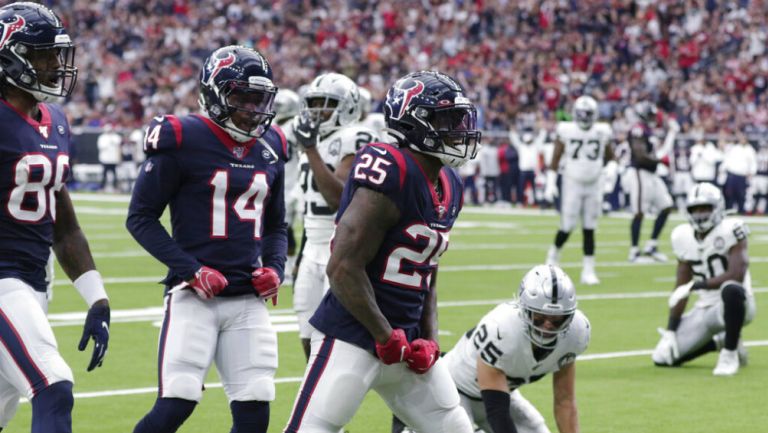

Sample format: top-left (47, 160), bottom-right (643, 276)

top-left (0, 2), bottom-right (77, 102)
top-left (199, 45), bottom-right (277, 141)
top-left (384, 71), bottom-right (480, 168)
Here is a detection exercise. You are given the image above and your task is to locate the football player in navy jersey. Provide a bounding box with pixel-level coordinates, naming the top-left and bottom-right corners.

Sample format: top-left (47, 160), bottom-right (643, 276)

top-left (0, 3), bottom-right (110, 433)
top-left (127, 45), bottom-right (287, 433)
top-left (623, 101), bottom-right (676, 263)
top-left (284, 71), bottom-right (479, 433)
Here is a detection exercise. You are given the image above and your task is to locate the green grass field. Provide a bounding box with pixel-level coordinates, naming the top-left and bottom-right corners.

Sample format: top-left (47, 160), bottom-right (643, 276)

top-left (7, 194), bottom-right (768, 432)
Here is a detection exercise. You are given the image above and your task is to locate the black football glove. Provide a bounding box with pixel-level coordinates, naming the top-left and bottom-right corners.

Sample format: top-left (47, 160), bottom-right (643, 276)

top-left (78, 301), bottom-right (110, 372)
top-left (295, 110), bottom-right (320, 149)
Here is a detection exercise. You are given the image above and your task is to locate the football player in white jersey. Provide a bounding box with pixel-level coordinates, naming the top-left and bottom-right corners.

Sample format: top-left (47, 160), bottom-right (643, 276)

top-left (438, 265), bottom-right (589, 433)
top-left (544, 95), bottom-right (614, 285)
top-left (274, 89), bottom-right (302, 285)
top-left (652, 183), bottom-right (756, 376)
top-left (293, 72), bottom-right (380, 359)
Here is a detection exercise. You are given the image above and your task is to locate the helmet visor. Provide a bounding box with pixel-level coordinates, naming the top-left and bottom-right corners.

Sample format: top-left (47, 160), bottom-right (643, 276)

top-left (425, 105), bottom-right (481, 160)
top-left (223, 80), bottom-right (277, 138)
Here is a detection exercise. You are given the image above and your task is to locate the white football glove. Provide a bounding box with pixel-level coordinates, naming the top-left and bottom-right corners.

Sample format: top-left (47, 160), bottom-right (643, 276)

top-left (544, 170), bottom-right (558, 202)
top-left (652, 328), bottom-right (679, 366)
top-left (668, 281), bottom-right (694, 308)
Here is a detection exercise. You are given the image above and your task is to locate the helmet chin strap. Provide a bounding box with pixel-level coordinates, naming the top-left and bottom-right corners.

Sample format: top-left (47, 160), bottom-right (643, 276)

top-left (223, 118), bottom-right (257, 142)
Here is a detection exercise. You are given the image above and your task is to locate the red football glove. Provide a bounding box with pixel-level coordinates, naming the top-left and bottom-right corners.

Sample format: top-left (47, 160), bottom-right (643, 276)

top-left (188, 266), bottom-right (228, 299)
top-left (406, 339), bottom-right (440, 374)
top-left (375, 329), bottom-right (411, 364)
top-left (252, 267), bottom-right (280, 305)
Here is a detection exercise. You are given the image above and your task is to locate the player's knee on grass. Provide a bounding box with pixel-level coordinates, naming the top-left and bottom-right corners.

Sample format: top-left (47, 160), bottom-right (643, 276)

top-left (31, 381), bottom-right (73, 433)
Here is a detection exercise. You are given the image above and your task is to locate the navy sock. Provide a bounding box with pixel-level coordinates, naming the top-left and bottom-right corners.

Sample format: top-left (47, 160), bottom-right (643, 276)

top-left (392, 415), bottom-right (408, 433)
top-left (651, 209), bottom-right (670, 240)
top-left (583, 229), bottom-right (595, 256)
top-left (133, 398), bottom-right (196, 433)
top-left (722, 284), bottom-right (746, 350)
top-left (31, 381), bottom-right (73, 433)
top-left (631, 215), bottom-right (642, 247)
top-left (554, 230), bottom-right (570, 248)
top-left (230, 400), bottom-right (269, 433)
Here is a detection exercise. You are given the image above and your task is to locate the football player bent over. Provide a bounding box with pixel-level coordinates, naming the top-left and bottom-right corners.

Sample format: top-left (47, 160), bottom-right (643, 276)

top-left (284, 71), bottom-right (479, 433)
top-left (652, 183), bottom-right (756, 376)
top-left (127, 46), bottom-right (287, 433)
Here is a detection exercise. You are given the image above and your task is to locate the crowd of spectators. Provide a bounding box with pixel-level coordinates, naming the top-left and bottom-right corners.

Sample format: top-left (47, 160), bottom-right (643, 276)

top-left (34, 0), bottom-right (768, 140)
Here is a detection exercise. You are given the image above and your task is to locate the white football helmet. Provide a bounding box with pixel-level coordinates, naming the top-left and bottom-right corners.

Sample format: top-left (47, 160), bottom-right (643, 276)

top-left (518, 265), bottom-right (577, 349)
top-left (358, 87), bottom-right (373, 118)
top-left (274, 89), bottom-right (301, 124)
top-left (685, 183), bottom-right (725, 234)
top-left (573, 95), bottom-right (598, 130)
top-left (302, 72), bottom-right (361, 135)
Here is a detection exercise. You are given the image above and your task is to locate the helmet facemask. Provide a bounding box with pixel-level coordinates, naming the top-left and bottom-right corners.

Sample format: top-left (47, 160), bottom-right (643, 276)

top-left (2, 40), bottom-right (77, 103)
top-left (686, 203), bottom-right (718, 234)
top-left (303, 94), bottom-right (341, 135)
top-left (413, 104), bottom-right (481, 168)
top-left (521, 308), bottom-right (575, 349)
top-left (574, 107), bottom-right (596, 130)
top-left (217, 78), bottom-right (276, 141)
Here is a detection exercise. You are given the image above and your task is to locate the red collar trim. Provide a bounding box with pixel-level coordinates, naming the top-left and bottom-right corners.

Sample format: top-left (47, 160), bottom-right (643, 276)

top-left (1, 100), bottom-right (52, 140)
top-left (194, 114), bottom-right (257, 157)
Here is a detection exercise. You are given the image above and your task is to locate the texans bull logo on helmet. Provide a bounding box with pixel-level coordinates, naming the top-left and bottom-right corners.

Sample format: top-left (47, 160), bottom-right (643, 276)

top-left (207, 52), bottom-right (236, 86)
top-left (387, 80), bottom-right (425, 120)
top-left (0, 15), bottom-right (25, 49)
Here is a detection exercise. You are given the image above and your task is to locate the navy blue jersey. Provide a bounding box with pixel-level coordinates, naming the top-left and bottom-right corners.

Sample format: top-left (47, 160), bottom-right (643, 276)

top-left (0, 100), bottom-right (71, 292)
top-left (126, 114), bottom-right (288, 296)
top-left (310, 143), bottom-right (464, 353)
top-left (629, 123), bottom-right (657, 172)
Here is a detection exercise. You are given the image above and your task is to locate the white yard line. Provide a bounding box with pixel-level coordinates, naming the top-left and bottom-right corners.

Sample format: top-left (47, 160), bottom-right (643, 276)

top-left (18, 340), bottom-right (768, 404)
top-left (48, 288), bottom-right (768, 328)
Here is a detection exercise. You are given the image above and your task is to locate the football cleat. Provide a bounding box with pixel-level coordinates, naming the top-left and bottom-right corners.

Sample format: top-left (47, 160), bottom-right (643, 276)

top-left (628, 247), bottom-right (641, 263)
top-left (643, 246), bottom-right (668, 262)
top-left (713, 334), bottom-right (748, 367)
top-left (580, 269), bottom-right (600, 285)
top-left (713, 348), bottom-right (739, 376)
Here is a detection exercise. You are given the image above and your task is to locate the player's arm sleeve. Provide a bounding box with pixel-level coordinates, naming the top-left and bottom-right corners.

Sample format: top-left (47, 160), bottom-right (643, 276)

top-left (125, 153), bottom-right (201, 282)
top-left (261, 159), bottom-right (288, 280)
top-left (477, 347), bottom-right (517, 433)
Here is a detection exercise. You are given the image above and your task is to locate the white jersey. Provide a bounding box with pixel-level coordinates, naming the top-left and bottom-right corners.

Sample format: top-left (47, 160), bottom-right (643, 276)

top-left (299, 124), bottom-right (379, 245)
top-left (556, 121), bottom-right (613, 183)
top-left (279, 118), bottom-right (299, 196)
top-left (671, 217), bottom-right (752, 307)
top-left (444, 302), bottom-right (590, 399)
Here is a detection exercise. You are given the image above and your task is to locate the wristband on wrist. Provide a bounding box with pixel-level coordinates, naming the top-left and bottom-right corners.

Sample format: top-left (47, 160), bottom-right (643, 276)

top-left (74, 270), bottom-right (108, 307)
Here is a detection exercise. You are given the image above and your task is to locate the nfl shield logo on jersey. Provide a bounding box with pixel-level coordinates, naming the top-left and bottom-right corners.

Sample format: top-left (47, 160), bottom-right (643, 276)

top-left (233, 146), bottom-right (245, 159)
top-left (39, 125), bottom-right (49, 139)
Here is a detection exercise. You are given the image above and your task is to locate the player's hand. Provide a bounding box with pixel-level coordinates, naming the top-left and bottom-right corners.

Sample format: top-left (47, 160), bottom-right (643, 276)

top-left (544, 170), bottom-right (558, 202)
top-left (406, 339), bottom-right (440, 374)
top-left (188, 266), bottom-right (228, 299)
top-left (668, 281), bottom-right (694, 308)
top-left (375, 329), bottom-right (411, 364)
top-left (252, 267), bottom-right (280, 305)
top-left (652, 328), bottom-right (679, 366)
top-left (691, 279), bottom-right (708, 291)
top-left (78, 300), bottom-right (110, 372)
top-left (295, 110), bottom-right (320, 149)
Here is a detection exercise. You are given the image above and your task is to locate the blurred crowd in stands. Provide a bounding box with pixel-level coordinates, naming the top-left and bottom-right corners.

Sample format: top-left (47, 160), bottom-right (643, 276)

top-left (44, 0), bottom-right (768, 138)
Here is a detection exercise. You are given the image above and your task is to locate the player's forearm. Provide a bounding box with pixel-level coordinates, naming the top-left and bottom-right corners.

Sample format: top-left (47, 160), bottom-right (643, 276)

top-left (420, 277), bottom-right (438, 341)
top-left (261, 226), bottom-right (288, 280)
top-left (306, 148), bottom-right (345, 210)
top-left (53, 226), bottom-right (97, 281)
top-left (125, 213), bottom-right (200, 280)
top-left (328, 259), bottom-right (392, 343)
top-left (554, 400), bottom-right (579, 433)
